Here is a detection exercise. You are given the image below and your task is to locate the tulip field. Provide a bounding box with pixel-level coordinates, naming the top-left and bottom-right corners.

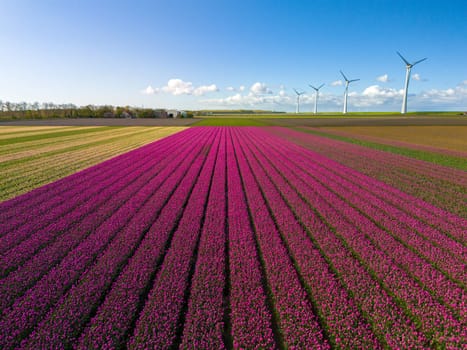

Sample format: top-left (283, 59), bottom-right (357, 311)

top-left (0, 126), bottom-right (466, 349)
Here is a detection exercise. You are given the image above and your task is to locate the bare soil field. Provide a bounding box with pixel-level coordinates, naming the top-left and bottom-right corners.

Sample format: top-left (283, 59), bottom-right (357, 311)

top-left (266, 116), bottom-right (467, 127)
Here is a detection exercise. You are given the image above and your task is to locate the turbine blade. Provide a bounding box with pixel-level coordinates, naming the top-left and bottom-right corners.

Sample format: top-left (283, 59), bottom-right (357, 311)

top-left (309, 84), bottom-right (318, 91)
top-left (413, 57), bottom-right (427, 66)
top-left (340, 70), bottom-right (349, 81)
top-left (293, 88), bottom-right (299, 95)
top-left (397, 51), bottom-right (411, 66)
top-left (349, 79), bottom-right (360, 83)
top-left (318, 83), bottom-right (325, 90)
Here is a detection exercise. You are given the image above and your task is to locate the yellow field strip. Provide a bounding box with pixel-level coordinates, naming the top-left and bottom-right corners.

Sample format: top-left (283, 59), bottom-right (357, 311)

top-left (0, 127), bottom-right (186, 201)
top-left (0, 127), bottom-right (164, 161)
top-left (0, 126), bottom-right (90, 139)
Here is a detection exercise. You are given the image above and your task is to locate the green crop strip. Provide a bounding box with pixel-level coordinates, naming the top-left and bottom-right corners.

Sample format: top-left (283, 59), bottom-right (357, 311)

top-left (296, 128), bottom-right (467, 171)
top-left (193, 118), bottom-right (271, 126)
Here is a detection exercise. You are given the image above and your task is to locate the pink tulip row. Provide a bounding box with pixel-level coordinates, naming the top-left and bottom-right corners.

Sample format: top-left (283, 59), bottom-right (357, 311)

top-left (0, 128), bottom-right (187, 229)
top-left (179, 128), bottom-right (227, 349)
top-left (270, 127), bottom-right (467, 237)
top-left (269, 126), bottom-right (465, 220)
top-left (231, 128), bottom-right (383, 349)
top-left (21, 130), bottom-right (215, 349)
top-left (1, 126), bottom-right (464, 349)
top-left (0, 128), bottom-right (214, 349)
top-left (232, 130), bottom-right (330, 349)
top-left (238, 129), bottom-right (430, 348)
top-left (254, 130), bottom-right (467, 316)
top-left (223, 131), bottom-right (276, 349)
top-left (127, 129), bottom-right (221, 349)
top-left (0, 128), bottom-right (191, 255)
top-left (74, 129), bottom-right (221, 349)
top-left (296, 127), bottom-right (466, 187)
top-left (243, 127), bottom-right (466, 347)
top-left (0, 129), bottom-right (199, 285)
top-left (264, 132), bottom-right (467, 270)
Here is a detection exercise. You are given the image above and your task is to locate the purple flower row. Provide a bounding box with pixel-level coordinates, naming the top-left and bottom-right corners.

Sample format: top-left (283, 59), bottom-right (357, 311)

top-left (232, 128), bottom-right (382, 349)
top-left (270, 127), bottom-right (467, 238)
top-left (258, 130), bottom-right (466, 317)
top-left (127, 129), bottom-right (220, 349)
top-left (232, 130), bottom-right (330, 349)
top-left (179, 128), bottom-right (227, 349)
top-left (223, 130), bottom-right (276, 349)
top-left (0, 128), bottom-right (214, 349)
top-left (246, 127), bottom-right (465, 347)
top-left (0, 128), bottom-right (189, 236)
top-left (0, 129), bottom-right (196, 278)
top-left (0, 131), bottom-right (195, 314)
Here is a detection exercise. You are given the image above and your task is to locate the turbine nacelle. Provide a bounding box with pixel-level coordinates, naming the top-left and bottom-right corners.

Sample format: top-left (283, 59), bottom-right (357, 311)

top-left (397, 51), bottom-right (427, 68)
top-left (293, 88), bottom-right (305, 96)
top-left (309, 83), bottom-right (324, 91)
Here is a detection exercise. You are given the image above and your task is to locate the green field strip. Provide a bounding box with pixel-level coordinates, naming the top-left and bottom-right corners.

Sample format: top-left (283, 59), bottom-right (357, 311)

top-left (0, 127), bottom-right (161, 158)
top-left (296, 128), bottom-right (467, 171)
top-left (192, 118), bottom-right (271, 126)
top-left (0, 127), bottom-right (185, 201)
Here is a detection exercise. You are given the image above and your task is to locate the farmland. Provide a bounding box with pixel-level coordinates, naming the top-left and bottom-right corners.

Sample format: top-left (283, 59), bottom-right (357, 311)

top-left (0, 125), bottom-right (465, 349)
top-left (0, 126), bottom-right (186, 201)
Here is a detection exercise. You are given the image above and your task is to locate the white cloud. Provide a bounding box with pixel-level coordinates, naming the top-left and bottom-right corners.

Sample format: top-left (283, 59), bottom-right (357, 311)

top-left (331, 80), bottom-right (343, 86)
top-left (250, 82), bottom-right (273, 95)
top-left (145, 78), bottom-right (218, 96)
top-left (201, 80), bottom-right (467, 111)
top-left (193, 84), bottom-right (218, 96)
top-left (142, 85), bottom-right (159, 95)
top-left (239, 85), bottom-right (245, 92)
top-left (162, 79), bottom-right (194, 95)
top-left (412, 73), bottom-right (421, 81)
top-left (226, 86), bottom-right (235, 91)
top-left (376, 74), bottom-right (389, 83)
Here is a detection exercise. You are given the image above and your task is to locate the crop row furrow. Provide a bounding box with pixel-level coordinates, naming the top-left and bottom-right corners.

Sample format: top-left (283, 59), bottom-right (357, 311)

top-left (260, 130), bottom-right (467, 316)
top-left (234, 129), bottom-right (383, 349)
top-left (0, 128), bottom-right (188, 237)
top-left (75, 129), bottom-right (221, 349)
top-left (271, 127), bottom-right (467, 231)
top-left (127, 129), bottom-right (220, 349)
top-left (0, 127), bottom-right (188, 222)
top-left (0, 130), bottom-right (195, 312)
top-left (248, 128), bottom-right (464, 347)
top-left (0, 128), bottom-right (214, 349)
top-left (271, 127), bottom-right (467, 243)
top-left (180, 128), bottom-right (228, 349)
top-left (233, 130), bottom-right (329, 349)
top-left (223, 130), bottom-right (276, 349)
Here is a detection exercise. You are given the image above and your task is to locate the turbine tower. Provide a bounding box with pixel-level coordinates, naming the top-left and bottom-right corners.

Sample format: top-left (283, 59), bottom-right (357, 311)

top-left (397, 51), bottom-right (427, 114)
top-left (340, 70), bottom-right (359, 114)
top-left (309, 83), bottom-right (324, 114)
top-left (293, 89), bottom-right (305, 114)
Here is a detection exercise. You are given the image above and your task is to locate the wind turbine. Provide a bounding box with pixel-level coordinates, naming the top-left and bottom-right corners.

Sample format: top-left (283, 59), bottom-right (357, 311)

top-left (293, 89), bottom-right (305, 114)
top-left (397, 51), bottom-right (427, 114)
top-left (309, 83), bottom-right (324, 114)
top-left (340, 70), bottom-right (359, 114)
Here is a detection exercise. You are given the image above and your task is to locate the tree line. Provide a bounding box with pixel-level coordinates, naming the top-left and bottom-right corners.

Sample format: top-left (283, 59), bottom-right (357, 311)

top-left (0, 100), bottom-right (192, 119)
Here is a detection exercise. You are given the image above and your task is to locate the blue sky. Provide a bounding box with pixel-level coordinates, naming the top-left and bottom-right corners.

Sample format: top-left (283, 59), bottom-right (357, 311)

top-left (1, 0), bottom-right (466, 111)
